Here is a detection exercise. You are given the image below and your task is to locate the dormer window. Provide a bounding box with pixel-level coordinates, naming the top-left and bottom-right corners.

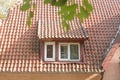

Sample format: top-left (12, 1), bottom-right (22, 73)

top-left (59, 43), bottom-right (80, 61)
top-left (44, 42), bottom-right (80, 62)
top-left (38, 19), bottom-right (88, 62)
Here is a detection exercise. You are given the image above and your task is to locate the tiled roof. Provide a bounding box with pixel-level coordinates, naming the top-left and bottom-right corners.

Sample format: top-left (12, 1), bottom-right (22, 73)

top-left (37, 4), bottom-right (88, 39)
top-left (0, 0), bottom-right (120, 72)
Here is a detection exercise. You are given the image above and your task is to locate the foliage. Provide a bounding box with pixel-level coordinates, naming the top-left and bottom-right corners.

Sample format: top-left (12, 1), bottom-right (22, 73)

top-left (20, 0), bottom-right (93, 31)
top-left (20, 0), bottom-right (35, 27)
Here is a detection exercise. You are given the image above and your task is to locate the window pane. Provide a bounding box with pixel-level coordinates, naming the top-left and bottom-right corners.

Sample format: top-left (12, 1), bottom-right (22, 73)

top-left (47, 45), bottom-right (53, 58)
top-left (70, 45), bottom-right (79, 59)
top-left (60, 45), bottom-right (68, 59)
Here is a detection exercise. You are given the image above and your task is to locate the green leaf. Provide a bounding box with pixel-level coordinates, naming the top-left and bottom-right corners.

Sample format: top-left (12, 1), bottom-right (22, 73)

top-left (62, 20), bottom-right (69, 32)
top-left (78, 6), bottom-right (89, 22)
top-left (44, 0), bottom-right (55, 4)
top-left (55, 0), bottom-right (67, 6)
top-left (44, 0), bottom-right (51, 4)
top-left (27, 17), bottom-right (31, 27)
top-left (77, 13), bottom-right (84, 23)
top-left (81, 6), bottom-right (89, 18)
top-left (83, 0), bottom-right (93, 12)
top-left (20, 3), bottom-right (31, 11)
top-left (51, 0), bottom-right (56, 5)
top-left (26, 11), bottom-right (34, 27)
top-left (29, 11), bottom-right (34, 18)
top-left (69, 4), bottom-right (78, 11)
top-left (44, 0), bottom-right (67, 6)
top-left (59, 4), bottom-right (78, 20)
top-left (24, 0), bottom-right (31, 3)
top-left (33, 3), bottom-right (36, 9)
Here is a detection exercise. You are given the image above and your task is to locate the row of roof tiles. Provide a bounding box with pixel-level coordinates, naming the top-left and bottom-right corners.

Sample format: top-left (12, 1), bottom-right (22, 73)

top-left (0, 0), bottom-right (120, 72)
top-left (0, 60), bottom-right (100, 72)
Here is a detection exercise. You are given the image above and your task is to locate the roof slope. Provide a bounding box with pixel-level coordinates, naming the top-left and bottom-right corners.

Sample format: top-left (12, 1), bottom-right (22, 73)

top-left (37, 3), bottom-right (88, 39)
top-left (83, 0), bottom-right (120, 71)
top-left (0, 0), bottom-right (120, 72)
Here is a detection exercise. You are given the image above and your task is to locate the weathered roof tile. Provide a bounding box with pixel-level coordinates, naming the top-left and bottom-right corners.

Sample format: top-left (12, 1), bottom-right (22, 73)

top-left (0, 0), bottom-right (120, 72)
top-left (37, 1), bottom-right (88, 39)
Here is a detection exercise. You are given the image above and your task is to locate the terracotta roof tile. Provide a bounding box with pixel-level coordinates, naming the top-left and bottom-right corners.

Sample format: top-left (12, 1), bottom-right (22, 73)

top-left (0, 0), bottom-right (120, 72)
top-left (37, 1), bottom-right (88, 39)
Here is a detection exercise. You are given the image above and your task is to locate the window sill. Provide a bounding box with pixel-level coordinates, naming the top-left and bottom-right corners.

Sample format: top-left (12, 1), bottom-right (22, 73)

top-left (42, 61), bottom-right (87, 64)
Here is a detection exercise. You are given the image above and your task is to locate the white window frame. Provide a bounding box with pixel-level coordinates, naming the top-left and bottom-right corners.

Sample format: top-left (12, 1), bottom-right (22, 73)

top-left (44, 42), bottom-right (55, 61)
top-left (59, 43), bottom-right (80, 61)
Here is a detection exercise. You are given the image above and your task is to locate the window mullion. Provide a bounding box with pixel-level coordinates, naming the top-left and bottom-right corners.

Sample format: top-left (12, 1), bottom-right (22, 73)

top-left (68, 44), bottom-right (70, 60)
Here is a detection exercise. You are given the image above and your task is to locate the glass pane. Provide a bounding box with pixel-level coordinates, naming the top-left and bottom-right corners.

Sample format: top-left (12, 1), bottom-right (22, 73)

top-left (47, 45), bottom-right (53, 58)
top-left (60, 45), bottom-right (68, 59)
top-left (70, 44), bottom-right (79, 60)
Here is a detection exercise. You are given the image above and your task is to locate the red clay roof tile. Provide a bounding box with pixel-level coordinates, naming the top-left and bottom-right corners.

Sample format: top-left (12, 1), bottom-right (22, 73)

top-left (37, 1), bottom-right (88, 40)
top-left (0, 0), bottom-right (120, 72)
